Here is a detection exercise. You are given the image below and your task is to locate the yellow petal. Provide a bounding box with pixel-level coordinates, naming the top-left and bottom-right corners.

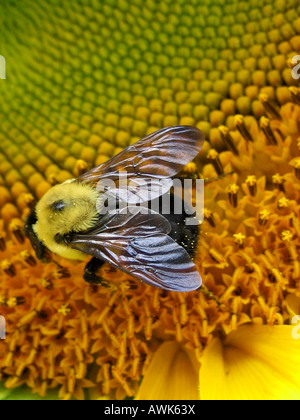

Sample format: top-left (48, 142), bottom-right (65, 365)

top-left (136, 341), bottom-right (199, 400)
top-left (200, 325), bottom-right (300, 400)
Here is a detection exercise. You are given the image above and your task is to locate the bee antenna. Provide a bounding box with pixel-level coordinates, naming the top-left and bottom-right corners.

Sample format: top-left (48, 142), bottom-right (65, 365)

top-left (201, 285), bottom-right (222, 307)
top-left (204, 171), bottom-right (235, 184)
top-left (52, 260), bottom-right (63, 269)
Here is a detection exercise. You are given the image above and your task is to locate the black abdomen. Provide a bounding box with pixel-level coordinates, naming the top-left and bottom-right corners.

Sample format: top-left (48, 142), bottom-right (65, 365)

top-left (157, 193), bottom-right (199, 259)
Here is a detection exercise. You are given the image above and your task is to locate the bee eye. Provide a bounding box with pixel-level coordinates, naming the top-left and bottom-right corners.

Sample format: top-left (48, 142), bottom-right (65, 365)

top-left (51, 200), bottom-right (66, 212)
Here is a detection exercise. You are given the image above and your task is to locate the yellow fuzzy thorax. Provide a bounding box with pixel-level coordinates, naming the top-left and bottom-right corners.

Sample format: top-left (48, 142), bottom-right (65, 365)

top-left (34, 182), bottom-right (100, 260)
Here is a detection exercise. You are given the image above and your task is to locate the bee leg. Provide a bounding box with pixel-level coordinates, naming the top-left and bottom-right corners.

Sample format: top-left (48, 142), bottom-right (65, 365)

top-left (55, 233), bottom-right (74, 245)
top-left (84, 257), bottom-right (110, 287)
top-left (24, 209), bottom-right (50, 263)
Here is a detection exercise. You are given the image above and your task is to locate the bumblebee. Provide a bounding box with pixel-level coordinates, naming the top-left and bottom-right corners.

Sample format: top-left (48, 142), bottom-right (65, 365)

top-left (25, 126), bottom-right (204, 292)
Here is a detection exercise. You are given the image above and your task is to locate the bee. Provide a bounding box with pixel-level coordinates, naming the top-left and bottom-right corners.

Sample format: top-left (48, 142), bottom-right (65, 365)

top-left (25, 126), bottom-right (204, 292)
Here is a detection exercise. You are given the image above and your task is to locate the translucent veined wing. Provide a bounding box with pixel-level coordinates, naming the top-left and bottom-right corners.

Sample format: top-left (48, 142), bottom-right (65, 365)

top-left (99, 177), bottom-right (174, 207)
top-left (78, 126), bottom-right (204, 185)
top-left (70, 208), bottom-right (202, 292)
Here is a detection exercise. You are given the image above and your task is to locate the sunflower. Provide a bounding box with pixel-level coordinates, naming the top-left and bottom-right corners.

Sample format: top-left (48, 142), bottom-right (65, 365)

top-left (0, 99), bottom-right (299, 400)
top-left (138, 101), bottom-right (300, 400)
top-left (0, 0), bottom-right (300, 401)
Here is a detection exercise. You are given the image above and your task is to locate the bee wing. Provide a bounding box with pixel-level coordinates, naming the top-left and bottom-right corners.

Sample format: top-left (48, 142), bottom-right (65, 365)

top-left (70, 208), bottom-right (202, 292)
top-left (78, 126), bottom-right (204, 185)
top-left (102, 178), bottom-right (173, 206)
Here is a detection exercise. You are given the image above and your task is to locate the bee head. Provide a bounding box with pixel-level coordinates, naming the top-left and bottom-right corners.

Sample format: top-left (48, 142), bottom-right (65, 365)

top-left (33, 181), bottom-right (101, 244)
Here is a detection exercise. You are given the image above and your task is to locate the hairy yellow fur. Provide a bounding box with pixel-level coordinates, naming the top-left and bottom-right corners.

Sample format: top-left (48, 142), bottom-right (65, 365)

top-left (34, 181), bottom-right (101, 260)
